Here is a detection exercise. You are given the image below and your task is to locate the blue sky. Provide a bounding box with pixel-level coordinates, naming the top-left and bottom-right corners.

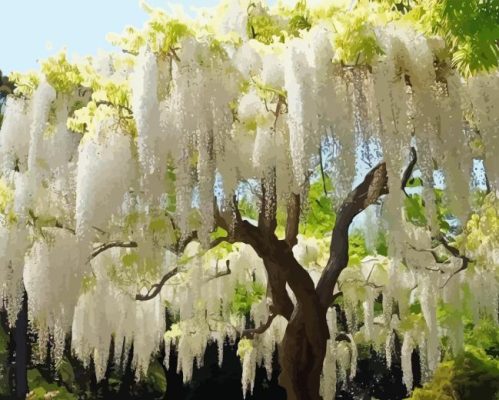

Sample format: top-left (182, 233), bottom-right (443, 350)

top-left (0, 0), bottom-right (230, 75)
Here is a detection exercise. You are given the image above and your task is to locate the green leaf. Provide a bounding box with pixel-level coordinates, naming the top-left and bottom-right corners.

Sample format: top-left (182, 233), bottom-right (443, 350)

top-left (230, 282), bottom-right (265, 317)
top-left (405, 194), bottom-right (427, 226)
top-left (146, 360), bottom-right (167, 393)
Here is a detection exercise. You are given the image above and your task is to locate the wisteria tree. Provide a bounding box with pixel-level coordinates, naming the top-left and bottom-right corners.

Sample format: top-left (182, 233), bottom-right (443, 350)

top-left (1, 0), bottom-right (498, 399)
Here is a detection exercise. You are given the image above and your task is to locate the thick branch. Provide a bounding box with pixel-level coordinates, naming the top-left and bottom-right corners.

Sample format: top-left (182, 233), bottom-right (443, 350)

top-left (258, 171), bottom-right (277, 237)
top-left (263, 259), bottom-right (295, 320)
top-left (316, 162), bottom-right (388, 308)
top-left (285, 193), bottom-right (300, 247)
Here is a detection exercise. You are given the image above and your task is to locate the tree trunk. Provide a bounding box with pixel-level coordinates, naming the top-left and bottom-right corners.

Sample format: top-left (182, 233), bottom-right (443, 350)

top-left (276, 164), bottom-right (389, 399)
top-left (278, 305), bottom-right (328, 400)
top-left (221, 163), bottom-right (389, 399)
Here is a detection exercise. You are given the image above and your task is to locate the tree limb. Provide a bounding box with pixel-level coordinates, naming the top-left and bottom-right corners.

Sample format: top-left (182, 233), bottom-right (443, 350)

top-left (205, 260), bottom-right (232, 282)
top-left (316, 162), bottom-right (388, 308)
top-left (400, 146), bottom-right (472, 287)
top-left (233, 194), bottom-right (243, 224)
top-left (135, 267), bottom-right (179, 301)
top-left (90, 241), bottom-right (138, 261)
top-left (437, 236), bottom-right (471, 288)
top-left (258, 171), bottom-right (277, 237)
top-left (242, 313), bottom-right (276, 339)
top-left (285, 193), bottom-right (300, 247)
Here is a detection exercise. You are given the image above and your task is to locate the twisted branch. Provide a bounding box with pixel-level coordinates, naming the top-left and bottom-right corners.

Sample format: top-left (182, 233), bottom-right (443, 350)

top-left (242, 313), bottom-right (276, 339)
top-left (316, 162), bottom-right (389, 308)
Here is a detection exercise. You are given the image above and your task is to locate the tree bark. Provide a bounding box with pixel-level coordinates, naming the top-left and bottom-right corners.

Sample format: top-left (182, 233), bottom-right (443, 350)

top-left (215, 163), bottom-right (389, 400)
top-left (278, 163), bottom-right (388, 400)
top-left (260, 243), bottom-right (328, 400)
top-left (278, 304), bottom-right (328, 400)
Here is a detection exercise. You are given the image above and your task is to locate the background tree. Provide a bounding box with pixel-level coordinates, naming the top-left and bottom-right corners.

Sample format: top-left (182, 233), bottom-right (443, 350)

top-left (0, 1), bottom-right (498, 399)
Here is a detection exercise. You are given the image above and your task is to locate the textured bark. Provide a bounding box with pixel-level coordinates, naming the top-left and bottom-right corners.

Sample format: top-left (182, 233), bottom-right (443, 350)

top-left (317, 162), bottom-right (388, 308)
top-left (257, 242), bottom-right (327, 400)
top-left (263, 259), bottom-right (294, 320)
top-left (277, 163), bottom-right (388, 400)
top-left (278, 303), bottom-right (328, 400)
top-left (207, 163), bottom-right (388, 399)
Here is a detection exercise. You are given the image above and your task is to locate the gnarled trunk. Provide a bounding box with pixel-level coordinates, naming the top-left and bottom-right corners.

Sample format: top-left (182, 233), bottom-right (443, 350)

top-left (216, 164), bottom-right (389, 400)
top-left (279, 305), bottom-right (328, 400)
top-left (276, 163), bottom-right (389, 399)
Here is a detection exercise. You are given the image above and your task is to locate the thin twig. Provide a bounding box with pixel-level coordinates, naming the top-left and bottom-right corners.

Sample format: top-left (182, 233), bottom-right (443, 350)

top-left (136, 267), bottom-right (179, 301)
top-left (205, 260), bottom-right (231, 282)
top-left (89, 241), bottom-right (138, 261)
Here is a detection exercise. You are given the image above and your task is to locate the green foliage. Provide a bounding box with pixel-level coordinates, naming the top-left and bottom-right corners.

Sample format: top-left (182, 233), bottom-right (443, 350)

top-left (57, 358), bottom-right (76, 392)
top-left (247, 8), bottom-right (285, 44)
top-left (408, 347), bottom-right (499, 400)
top-left (247, 0), bottom-right (311, 44)
top-left (348, 233), bottom-right (368, 266)
top-left (107, 2), bottom-right (192, 56)
top-left (230, 282), bottom-right (265, 317)
top-left (27, 369), bottom-right (77, 400)
top-left (106, 249), bottom-right (163, 291)
top-left (465, 318), bottom-right (499, 358)
top-left (398, 300), bottom-right (426, 333)
top-left (65, 59), bottom-right (136, 136)
top-left (437, 299), bottom-right (462, 328)
top-left (107, 26), bottom-right (146, 55)
top-left (210, 226), bottom-right (228, 241)
top-left (374, 231), bottom-right (388, 256)
top-left (238, 196), bottom-right (259, 221)
top-left (301, 178), bottom-right (336, 236)
top-left (332, 2), bottom-right (385, 65)
top-left (403, 187), bottom-right (455, 234)
top-left (8, 71), bottom-right (40, 97)
top-left (145, 360), bottom-right (167, 394)
top-left (237, 338), bottom-right (254, 358)
top-left (434, 188), bottom-right (454, 234)
top-left (146, 19), bottom-right (192, 56)
top-left (0, 70), bottom-right (15, 109)
top-left (0, 178), bottom-right (15, 219)
top-left (454, 192), bottom-right (499, 262)
top-left (404, 194), bottom-right (427, 227)
top-left (41, 52), bottom-right (82, 94)
top-left (148, 214), bottom-right (174, 237)
top-left (410, 0), bottom-right (499, 76)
